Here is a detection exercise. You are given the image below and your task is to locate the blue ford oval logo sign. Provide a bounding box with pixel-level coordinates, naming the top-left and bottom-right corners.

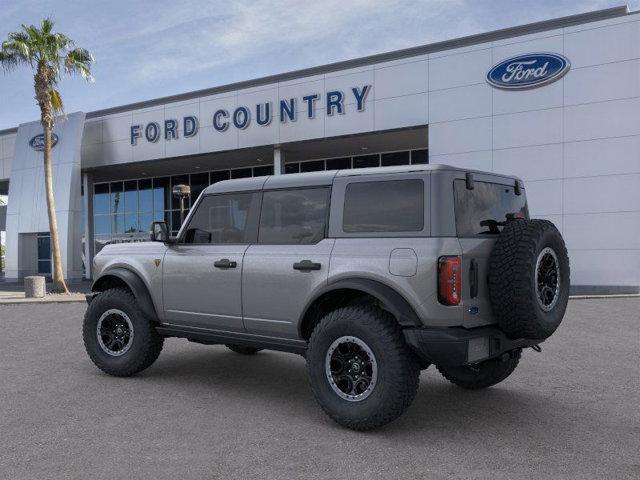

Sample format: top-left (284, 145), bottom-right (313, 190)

top-left (29, 133), bottom-right (59, 151)
top-left (487, 53), bottom-right (570, 90)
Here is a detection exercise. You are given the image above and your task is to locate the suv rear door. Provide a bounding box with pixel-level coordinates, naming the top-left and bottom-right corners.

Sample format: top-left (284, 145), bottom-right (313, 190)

top-left (242, 186), bottom-right (334, 339)
top-left (453, 177), bottom-right (528, 328)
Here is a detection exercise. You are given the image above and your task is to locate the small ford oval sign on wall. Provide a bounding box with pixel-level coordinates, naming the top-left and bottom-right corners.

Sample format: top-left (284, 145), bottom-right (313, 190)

top-left (29, 133), bottom-right (59, 151)
top-left (487, 53), bottom-right (570, 90)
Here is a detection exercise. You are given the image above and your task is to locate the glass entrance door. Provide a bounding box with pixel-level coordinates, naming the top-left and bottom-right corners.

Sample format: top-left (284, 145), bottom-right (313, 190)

top-left (37, 232), bottom-right (51, 275)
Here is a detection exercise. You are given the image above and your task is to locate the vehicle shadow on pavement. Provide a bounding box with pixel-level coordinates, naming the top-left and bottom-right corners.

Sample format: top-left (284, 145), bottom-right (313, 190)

top-left (116, 342), bottom-right (569, 435)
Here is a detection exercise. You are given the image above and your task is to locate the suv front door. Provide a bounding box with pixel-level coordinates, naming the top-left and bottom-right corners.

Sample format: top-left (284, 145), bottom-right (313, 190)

top-left (242, 187), bottom-right (333, 339)
top-left (162, 192), bottom-right (260, 331)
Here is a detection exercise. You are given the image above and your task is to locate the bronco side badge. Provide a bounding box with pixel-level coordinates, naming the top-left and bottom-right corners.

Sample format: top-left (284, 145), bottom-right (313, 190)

top-left (154, 259), bottom-right (161, 267)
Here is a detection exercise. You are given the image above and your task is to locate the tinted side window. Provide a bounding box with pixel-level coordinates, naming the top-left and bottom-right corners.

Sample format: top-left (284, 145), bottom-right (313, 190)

top-left (343, 179), bottom-right (424, 233)
top-left (259, 188), bottom-right (329, 244)
top-left (454, 180), bottom-right (529, 236)
top-left (183, 193), bottom-right (258, 244)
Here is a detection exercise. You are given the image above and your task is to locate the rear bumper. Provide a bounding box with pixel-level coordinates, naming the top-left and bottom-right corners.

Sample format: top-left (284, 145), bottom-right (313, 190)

top-left (403, 325), bottom-right (543, 367)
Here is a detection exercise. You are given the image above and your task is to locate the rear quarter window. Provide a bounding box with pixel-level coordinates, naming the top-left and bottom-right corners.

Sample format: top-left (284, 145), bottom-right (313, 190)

top-left (343, 179), bottom-right (424, 233)
top-left (454, 179), bottom-right (528, 236)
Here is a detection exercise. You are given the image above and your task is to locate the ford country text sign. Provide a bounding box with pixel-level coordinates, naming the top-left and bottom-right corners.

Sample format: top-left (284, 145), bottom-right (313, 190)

top-left (487, 53), bottom-right (570, 90)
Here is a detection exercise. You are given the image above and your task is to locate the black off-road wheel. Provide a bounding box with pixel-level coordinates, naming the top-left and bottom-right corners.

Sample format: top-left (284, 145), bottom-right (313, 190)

top-left (306, 305), bottom-right (420, 431)
top-left (225, 344), bottom-right (263, 355)
top-left (83, 288), bottom-right (164, 377)
top-left (489, 219), bottom-right (570, 340)
top-left (436, 349), bottom-right (521, 390)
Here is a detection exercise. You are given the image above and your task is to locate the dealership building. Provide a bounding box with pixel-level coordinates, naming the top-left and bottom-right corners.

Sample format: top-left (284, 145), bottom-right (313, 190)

top-left (0, 5), bottom-right (638, 293)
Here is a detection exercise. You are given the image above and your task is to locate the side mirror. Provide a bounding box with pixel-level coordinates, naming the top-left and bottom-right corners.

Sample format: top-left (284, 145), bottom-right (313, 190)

top-left (150, 221), bottom-right (169, 242)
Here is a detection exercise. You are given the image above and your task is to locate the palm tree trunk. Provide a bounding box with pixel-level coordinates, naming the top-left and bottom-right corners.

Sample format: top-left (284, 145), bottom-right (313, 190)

top-left (43, 123), bottom-right (68, 294)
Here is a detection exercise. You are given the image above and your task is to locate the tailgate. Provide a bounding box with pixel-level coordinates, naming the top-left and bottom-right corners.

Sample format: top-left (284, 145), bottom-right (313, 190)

top-left (458, 237), bottom-right (497, 328)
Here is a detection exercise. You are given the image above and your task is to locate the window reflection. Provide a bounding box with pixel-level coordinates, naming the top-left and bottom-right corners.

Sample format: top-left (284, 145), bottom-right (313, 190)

top-left (91, 149), bottom-right (426, 247)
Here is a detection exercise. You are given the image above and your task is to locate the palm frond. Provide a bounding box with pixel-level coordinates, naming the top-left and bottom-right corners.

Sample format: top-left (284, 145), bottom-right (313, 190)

top-left (64, 47), bottom-right (94, 81)
top-left (50, 87), bottom-right (64, 113)
top-left (41, 17), bottom-right (54, 35)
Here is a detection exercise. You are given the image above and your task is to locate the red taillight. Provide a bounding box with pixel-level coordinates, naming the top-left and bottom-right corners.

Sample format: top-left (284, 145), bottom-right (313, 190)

top-left (438, 256), bottom-right (461, 306)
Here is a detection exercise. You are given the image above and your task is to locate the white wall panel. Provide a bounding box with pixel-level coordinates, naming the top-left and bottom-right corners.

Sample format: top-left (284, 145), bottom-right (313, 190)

top-left (429, 150), bottom-right (492, 171)
top-left (564, 136), bottom-right (640, 178)
top-left (81, 143), bottom-right (102, 169)
top-left (569, 250), bottom-right (639, 286)
top-left (429, 83), bottom-right (491, 123)
top-left (2, 134), bottom-right (16, 160)
top-left (563, 174), bottom-right (640, 214)
top-left (199, 94), bottom-right (237, 129)
top-left (493, 80), bottom-right (563, 115)
top-left (564, 97), bottom-right (640, 142)
top-left (564, 20), bottom-right (640, 68)
top-left (102, 139), bottom-right (133, 165)
top-left (493, 108), bottom-right (562, 149)
top-left (373, 93), bottom-right (428, 131)
top-left (564, 59), bottom-right (640, 106)
top-left (82, 120), bottom-right (102, 145)
top-left (430, 116), bottom-right (491, 155)
top-left (492, 33), bottom-right (563, 60)
top-left (199, 125), bottom-right (238, 153)
top-left (429, 48), bottom-right (492, 91)
top-left (524, 179), bottom-right (562, 215)
top-left (238, 115), bottom-right (279, 149)
top-left (374, 60), bottom-right (428, 100)
top-left (493, 143), bottom-right (563, 181)
top-left (563, 211), bottom-right (640, 250)
top-left (324, 68), bottom-right (374, 107)
top-left (278, 78), bottom-right (325, 113)
top-left (279, 112), bottom-right (325, 143)
top-left (325, 102), bottom-right (374, 138)
top-left (102, 114), bottom-right (133, 143)
top-left (164, 102), bottom-right (200, 158)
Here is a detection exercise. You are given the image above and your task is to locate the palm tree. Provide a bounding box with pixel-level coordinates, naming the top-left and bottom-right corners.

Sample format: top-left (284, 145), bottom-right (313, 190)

top-left (0, 18), bottom-right (93, 293)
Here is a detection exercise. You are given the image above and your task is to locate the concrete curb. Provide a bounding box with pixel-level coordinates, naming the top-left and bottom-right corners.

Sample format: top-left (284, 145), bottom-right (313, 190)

top-left (0, 294), bottom-right (86, 305)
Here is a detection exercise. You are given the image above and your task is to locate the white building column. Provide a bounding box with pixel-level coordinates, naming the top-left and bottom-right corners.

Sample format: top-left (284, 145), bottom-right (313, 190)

top-left (273, 146), bottom-right (285, 175)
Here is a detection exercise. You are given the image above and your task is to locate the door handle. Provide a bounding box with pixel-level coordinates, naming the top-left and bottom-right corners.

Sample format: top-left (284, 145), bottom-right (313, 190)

top-left (293, 260), bottom-right (321, 271)
top-left (469, 259), bottom-right (478, 299)
top-left (214, 258), bottom-right (237, 269)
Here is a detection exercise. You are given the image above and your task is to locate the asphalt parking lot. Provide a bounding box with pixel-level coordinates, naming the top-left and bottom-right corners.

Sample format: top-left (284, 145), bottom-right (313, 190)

top-left (0, 298), bottom-right (638, 479)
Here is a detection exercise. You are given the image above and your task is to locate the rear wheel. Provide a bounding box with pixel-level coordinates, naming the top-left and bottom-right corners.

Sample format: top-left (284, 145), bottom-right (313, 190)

top-left (83, 288), bottom-right (164, 377)
top-left (437, 349), bottom-right (521, 390)
top-left (306, 305), bottom-right (420, 431)
top-left (225, 344), bottom-right (263, 355)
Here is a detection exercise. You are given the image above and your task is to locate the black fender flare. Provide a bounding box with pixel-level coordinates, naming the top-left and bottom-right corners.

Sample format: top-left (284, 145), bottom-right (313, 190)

top-left (299, 278), bottom-right (422, 332)
top-left (92, 267), bottom-right (159, 321)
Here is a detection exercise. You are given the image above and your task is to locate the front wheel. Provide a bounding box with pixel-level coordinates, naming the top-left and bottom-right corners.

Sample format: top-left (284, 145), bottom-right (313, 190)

top-left (83, 288), bottom-right (164, 377)
top-left (436, 349), bottom-right (521, 390)
top-left (306, 305), bottom-right (420, 431)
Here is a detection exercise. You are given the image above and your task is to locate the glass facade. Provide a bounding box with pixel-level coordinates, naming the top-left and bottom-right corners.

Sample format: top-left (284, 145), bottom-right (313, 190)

top-left (285, 148), bottom-right (428, 173)
top-left (92, 148), bottom-right (427, 254)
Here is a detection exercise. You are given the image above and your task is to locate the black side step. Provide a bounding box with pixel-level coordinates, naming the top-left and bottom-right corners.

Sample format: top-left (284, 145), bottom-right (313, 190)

top-left (155, 325), bottom-right (307, 355)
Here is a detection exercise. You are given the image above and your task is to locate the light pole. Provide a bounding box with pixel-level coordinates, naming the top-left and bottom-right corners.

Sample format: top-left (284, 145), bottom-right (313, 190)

top-left (172, 184), bottom-right (191, 227)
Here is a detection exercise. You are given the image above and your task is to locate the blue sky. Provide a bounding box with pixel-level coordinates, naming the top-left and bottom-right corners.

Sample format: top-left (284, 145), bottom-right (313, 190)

top-left (0, 0), bottom-right (637, 130)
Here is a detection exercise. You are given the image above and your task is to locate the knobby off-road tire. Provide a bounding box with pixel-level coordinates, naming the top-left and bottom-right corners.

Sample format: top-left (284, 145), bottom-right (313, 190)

top-left (225, 344), bottom-right (263, 355)
top-left (83, 288), bottom-right (164, 377)
top-left (306, 305), bottom-right (420, 431)
top-left (488, 219), bottom-right (570, 340)
top-left (437, 349), bottom-right (521, 390)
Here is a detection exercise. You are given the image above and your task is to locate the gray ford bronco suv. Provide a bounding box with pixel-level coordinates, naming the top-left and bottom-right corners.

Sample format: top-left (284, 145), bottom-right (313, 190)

top-left (84, 164), bottom-right (570, 430)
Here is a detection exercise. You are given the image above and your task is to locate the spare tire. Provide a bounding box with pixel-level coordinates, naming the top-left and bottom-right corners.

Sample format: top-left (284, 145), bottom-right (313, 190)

top-left (488, 219), bottom-right (570, 340)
